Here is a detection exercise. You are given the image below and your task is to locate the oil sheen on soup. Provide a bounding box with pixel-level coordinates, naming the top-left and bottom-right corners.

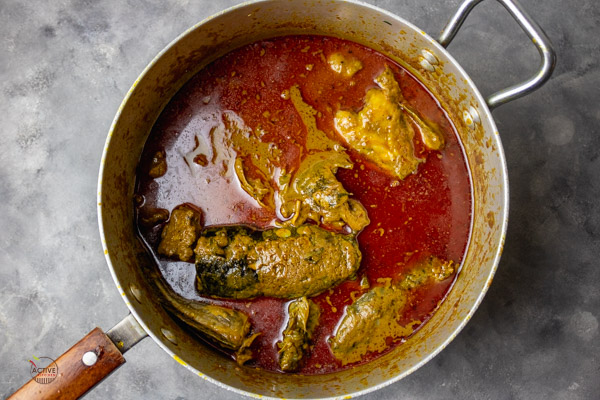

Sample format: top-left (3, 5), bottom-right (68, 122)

top-left (134, 35), bottom-right (472, 375)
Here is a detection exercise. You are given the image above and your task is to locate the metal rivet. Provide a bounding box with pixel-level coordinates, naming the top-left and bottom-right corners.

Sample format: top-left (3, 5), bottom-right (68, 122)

top-left (419, 57), bottom-right (435, 72)
top-left (161, 328), bottom-right (178, 345)
top-left (463, 110), bottom-right (474, 127)
top-left (463, 105), bottom-right (481, 128)
top-left (468, 105), bottom-right (481, 124)
top-left (420, 49), bottom-right (438, 65)
top-left (129, 284), bottom-right (142, 303)
top-left (82, 351), bottom-right (98, 366)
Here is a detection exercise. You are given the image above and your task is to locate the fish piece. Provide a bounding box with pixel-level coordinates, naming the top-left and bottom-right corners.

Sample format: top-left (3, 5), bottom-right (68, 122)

top-left (157, 205), bottom-right (203, 262)
top-left (327, 52), bottom-right (363, 77)
top-left (149, 150), bottom-right (167, 178)
top-left (329, 285), bottom-right (409, 366)
top-left (279, 151), bottom-right (370, 232)
top-left (278, 297), bottom-right (320, 371)
top-left (168, 298), bottom-right (253, 351)
top-left (195, 224), bottom-right (361, 299)
top-left (330, 257), bottom-right (455, 365)
top-left (151, 273), bottom-right (259, 362)
top-left (334, 66), bottom-right (444, 180)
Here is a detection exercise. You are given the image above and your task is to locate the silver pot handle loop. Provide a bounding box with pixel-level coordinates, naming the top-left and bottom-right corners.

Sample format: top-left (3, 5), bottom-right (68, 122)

top-left (438, 0), bottom-right (556, 110)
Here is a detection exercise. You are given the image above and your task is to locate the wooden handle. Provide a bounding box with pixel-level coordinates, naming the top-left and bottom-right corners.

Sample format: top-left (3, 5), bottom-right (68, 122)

top-left (9, 328), bottom-right (125, 400)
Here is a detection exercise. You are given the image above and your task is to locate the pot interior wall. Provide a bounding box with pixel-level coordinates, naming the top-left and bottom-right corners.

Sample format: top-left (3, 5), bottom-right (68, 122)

top-left (99, 0), bottom-right (507, 398)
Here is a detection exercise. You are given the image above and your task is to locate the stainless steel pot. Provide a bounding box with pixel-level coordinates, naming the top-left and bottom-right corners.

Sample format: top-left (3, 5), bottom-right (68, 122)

top-left (10, 0), bottom-right (555, 399)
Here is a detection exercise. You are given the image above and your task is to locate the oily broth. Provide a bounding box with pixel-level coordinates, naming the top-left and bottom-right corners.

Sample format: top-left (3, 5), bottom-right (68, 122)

top-left (135, 35), bottom-right (472, 374)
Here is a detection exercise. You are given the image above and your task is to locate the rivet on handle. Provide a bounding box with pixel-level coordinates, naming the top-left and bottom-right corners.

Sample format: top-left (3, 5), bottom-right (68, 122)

top-left (161, 328), bottom-right (178, 345)
top-left (82, 351), bottom-right (98, 366)
top-left (463, 105), bottom-right (481, 128)
top-left (421, 49), bottom-right (439, 65)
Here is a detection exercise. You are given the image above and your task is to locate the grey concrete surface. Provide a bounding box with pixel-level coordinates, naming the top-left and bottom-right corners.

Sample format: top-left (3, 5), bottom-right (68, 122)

top-left (0, 0), bottom-right (598, 399)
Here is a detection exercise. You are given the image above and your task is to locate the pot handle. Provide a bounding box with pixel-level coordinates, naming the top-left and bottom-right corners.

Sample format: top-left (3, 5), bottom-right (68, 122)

top-left (438, 0), bottom-right (556, 109)
top-left (8, 314), bottom-right (147, 400)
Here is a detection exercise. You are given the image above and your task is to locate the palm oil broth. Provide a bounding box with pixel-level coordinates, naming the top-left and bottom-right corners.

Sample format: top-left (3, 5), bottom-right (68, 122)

top-left (135, 35), bottom-right (472, 374)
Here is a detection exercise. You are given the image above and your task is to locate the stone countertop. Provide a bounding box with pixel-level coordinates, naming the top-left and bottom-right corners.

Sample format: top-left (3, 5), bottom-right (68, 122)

top-left (1, 0), bottom-right (598, 399)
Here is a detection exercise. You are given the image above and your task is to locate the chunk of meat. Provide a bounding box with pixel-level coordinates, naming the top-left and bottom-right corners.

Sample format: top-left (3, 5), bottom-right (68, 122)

top-left (157, 205), bottom-right (203, 262)
top-left (334, 66), bottom-right (444, 180)
top-left (153, 273), bottom-right (259, 364)
top-left (278, 297), bottom-right (320, 371)
top-left (329, 257), bottom-right (455, 365)
top-left (279, 151), bottom-right (370, 232)
top-left (194, 224), bottom-right (362, 299)
top-left (170, 299), bottom-right (253, 350)
top-left (327, 52), bottom-right (363, 77)
top-left (149, 150), bottom-right (167, 178)
top-left (329, 285), bottom-right (409, 366)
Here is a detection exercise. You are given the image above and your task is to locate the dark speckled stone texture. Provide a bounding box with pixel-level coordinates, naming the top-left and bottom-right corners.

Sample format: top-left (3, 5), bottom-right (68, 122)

top-left (1, 0), bottom-right (598, 399)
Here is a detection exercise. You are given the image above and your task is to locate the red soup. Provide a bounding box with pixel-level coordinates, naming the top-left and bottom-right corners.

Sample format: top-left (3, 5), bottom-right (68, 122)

top-left (135, 35), bottom-right (472, 375)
